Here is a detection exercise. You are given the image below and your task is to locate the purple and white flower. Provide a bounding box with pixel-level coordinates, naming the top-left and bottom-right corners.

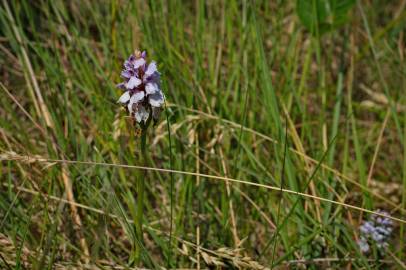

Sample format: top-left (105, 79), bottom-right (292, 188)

top-left (357, 210), bottom-right (393, 254)
top-left (117, 51), bottom-right (165, 124)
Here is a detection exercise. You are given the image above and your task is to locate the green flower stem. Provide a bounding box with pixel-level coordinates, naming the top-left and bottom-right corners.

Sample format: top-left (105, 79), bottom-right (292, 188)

top-left (135, 121), bottom-right (150, 264)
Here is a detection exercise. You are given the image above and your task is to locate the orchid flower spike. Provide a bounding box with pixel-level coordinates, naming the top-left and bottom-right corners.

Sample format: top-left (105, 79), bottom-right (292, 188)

top-left (117, 50), bottom-right (165, 126)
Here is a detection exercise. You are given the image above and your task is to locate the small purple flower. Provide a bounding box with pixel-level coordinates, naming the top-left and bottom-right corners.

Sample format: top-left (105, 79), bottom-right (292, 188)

top-left (358, 210), bottom-right (393, 254)
top-left (357, 237), bottom-right (370, 253)
top-left (117, 50), bottom-right (165, 124)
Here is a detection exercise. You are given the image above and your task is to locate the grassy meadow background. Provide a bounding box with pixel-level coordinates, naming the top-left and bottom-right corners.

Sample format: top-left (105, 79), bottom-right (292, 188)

top-left (1, 0), bottom-right (406, 269)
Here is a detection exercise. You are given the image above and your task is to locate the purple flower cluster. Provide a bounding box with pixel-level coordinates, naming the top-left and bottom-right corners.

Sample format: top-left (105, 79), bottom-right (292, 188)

top-left (358, 210), bottom-right (393, 254)
top-left (117, 51), bottom-right (164, 124)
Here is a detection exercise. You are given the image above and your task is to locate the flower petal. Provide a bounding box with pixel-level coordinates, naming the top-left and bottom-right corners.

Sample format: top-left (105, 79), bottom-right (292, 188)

top-left (117, 91), bottom-right (130, 103)
top-left (145, 61), bottom-right (157, 77)
top-left (116, 82), bottom-right (126, 89)
top-left (133, 58), bottom-right (146, 69)
top-left (127, 91), bottom-right (145, 112)
top-left (121, 70), bottom-right (132, 79)
top-left (130, 91), bottom-right (145, 103)
top-left (127, 100), bottom-right (134, 112)
top-left (134, 105), bottom-right (149, 123)
top-left (145, 82), bottom-right (159, 95)
top-left (148, 91), bottom-right (165, 107)
top-left (126, 76), bottom-right (141, 89)
top-left (124, 55), bottom-right (135, 69)
top-left (127, 99), bottom-right (134, 114)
